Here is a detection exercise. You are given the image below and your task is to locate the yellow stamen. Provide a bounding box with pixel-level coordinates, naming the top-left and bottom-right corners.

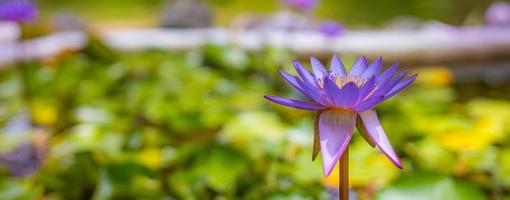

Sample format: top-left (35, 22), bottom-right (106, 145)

top-left (335, 76), bottom-right (367, 88)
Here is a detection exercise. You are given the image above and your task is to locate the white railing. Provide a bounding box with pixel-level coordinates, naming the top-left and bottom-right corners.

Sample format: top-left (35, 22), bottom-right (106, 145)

top-left (2, 23), bottom-right (510, 67)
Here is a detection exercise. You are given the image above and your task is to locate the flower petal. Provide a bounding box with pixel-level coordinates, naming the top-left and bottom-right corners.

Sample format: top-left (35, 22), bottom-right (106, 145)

top-left (372, 69), bottom-right (408, 97)
top-left (319, 110), bottom-right (357, 176)
top-left (356, 116), bottom-right (376, 147)
top-left (349, 56), bottom-right (368, 76)
top-left (358, 76), bottom-right (377, 100)
top-left (296, 78), bottom-right (329, 105)
top-left (278, 70), bottom-right (304, 92)
top-left (377, 62), bottom-right (399, 85)
top-left (279, 70), bottom-right (325, 104)
top-left (294, 61), bottom-right (318, 88)
top-left (323, 77), bottom-right (343, 106)
top-left (359, 110), bottom-right (403, 169)
top-left (338, 82), bottom-right (359, 108)
top-left (264, 96), bottom-right (325, 110)
top-left (330, 55), bottom-right (347, 77)
top-left (311, 57), bottom-right (327, 80)
top-left (312, 110), bottom-right (322, 161)
top-left (361, 57), bottom-right (382, 79)
top-left (354, 95), bottom-right (384, 112)
top-left (384, 74), bottom-right (417, 100)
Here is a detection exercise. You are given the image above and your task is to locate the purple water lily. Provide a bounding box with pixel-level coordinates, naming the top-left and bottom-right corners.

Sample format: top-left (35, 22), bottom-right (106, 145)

top-left (0, 0), bottom-right (37, 23)
top-left (265, 55), bottom-right (416, 176)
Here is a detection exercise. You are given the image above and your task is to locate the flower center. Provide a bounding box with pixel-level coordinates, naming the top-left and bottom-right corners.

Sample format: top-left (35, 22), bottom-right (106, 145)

top-left (335, 76), bottom-right (366, 88)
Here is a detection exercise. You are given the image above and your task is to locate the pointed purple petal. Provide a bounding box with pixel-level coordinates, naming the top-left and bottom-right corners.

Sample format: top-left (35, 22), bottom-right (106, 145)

top-left (358, 76), bottom-right (377, 100)
top-left (361, 57), bottom-right (382, 79)
top-left (382, 70), bottom-right (408, 91)
top-left (330, 55), bottom-right (347, 77)
top-left (372, 69), bottom-right (408, 97)
top-left (294, 61), bottom-right (318, 88)
top-left (354, 95), bottom-right (384, 112)
top-left (296, 78), bottom-right (329, 105)
top-left (323, 77), bottom-right (343, 106)
top-left (279, 70), bottom-right (304, 91)
top-left (338, 82), bottom-right (359, 108)
top-left (384, 74), bottom-right (417, 100)
top-left (319, 110), bottom-right (357, 176)
top-left (311, 57), bottom-right (327, 80)
top-left (377, 62), bottom-right (399, 85)
top-left (279, 70), bottom-right (325, 104)
top-left (359, 110), bottom-right (403, 169)
top-left (349, 56), bottom-right (368, 76)
top-left (394, 70), bottom-right (408, 80)
top-left (264, 96), bottom-right (325, 110)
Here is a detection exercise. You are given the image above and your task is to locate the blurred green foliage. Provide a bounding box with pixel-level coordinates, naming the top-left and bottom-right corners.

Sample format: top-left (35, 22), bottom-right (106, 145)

top-left (0, 41), bottom-right (510, 199)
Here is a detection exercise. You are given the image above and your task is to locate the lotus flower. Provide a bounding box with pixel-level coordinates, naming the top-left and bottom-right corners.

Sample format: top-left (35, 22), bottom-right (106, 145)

top-left (264, 56), bottom-right (416, 176)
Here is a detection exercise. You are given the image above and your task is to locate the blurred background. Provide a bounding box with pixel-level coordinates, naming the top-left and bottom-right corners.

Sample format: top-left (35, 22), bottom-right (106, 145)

top-left (1, 0), bottom-right (510, 199)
